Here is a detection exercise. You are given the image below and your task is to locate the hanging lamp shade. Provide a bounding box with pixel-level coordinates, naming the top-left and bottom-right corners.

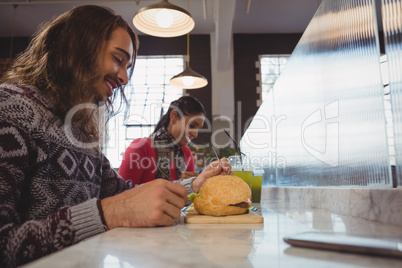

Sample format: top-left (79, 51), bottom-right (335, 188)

top-left (170, 33), bottom-right (208, 89)
top-left (170, 66), bottom-right (208, 89)
top-left (133, 0), bottom-right (195, 38)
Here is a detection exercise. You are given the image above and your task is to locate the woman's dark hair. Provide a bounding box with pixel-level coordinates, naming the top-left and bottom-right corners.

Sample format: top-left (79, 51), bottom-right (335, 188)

top-left (153, 96), bottom-right (206, 133)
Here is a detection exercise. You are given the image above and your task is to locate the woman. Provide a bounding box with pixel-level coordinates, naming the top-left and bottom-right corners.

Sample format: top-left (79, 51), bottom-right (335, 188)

top-left (119, 96), bottom-right (220, 192)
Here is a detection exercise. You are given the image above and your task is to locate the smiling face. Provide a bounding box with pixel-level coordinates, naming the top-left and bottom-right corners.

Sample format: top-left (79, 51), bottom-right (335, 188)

top-left (168, 111), bottom-right (205, 146)
top-left (94, 27), bottom-right (134, 102)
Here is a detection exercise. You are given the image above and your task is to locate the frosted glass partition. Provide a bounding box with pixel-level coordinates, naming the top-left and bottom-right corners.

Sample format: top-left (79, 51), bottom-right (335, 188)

top-left (241, 0), bottom-right (391, 187)
top-left (382, 0), bottom-right (402, 186)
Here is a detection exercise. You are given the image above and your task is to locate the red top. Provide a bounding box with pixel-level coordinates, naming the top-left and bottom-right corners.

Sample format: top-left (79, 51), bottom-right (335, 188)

top-left (118, 137), bottom-right (195, 186)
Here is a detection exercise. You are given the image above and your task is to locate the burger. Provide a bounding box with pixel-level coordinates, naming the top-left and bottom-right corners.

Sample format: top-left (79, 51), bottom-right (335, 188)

top-left (191, 175), bottom-right (252, 216)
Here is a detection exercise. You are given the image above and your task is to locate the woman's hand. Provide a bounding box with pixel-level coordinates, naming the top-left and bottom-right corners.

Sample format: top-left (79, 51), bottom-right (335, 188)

top-left (191, 158), bottom-right (232, 193)
top-left (101, 179), bottom-right (187, 229)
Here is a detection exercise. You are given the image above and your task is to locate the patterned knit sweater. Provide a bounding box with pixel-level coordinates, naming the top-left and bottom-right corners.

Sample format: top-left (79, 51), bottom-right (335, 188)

top-left (0, 84), bottom-right (130, 267)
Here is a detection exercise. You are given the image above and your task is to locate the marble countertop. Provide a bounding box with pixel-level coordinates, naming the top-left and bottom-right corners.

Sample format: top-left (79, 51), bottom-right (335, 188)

top-left (23, 202), bottom-right (402, 268)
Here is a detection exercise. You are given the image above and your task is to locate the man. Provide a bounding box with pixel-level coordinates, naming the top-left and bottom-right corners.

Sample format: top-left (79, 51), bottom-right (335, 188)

top-left (0, 5), bottom-right (227, 267)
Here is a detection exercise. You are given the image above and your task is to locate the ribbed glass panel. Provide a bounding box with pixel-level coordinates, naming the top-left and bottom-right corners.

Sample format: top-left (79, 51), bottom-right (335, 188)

top-left (241, 90), bottom-right (278, 186)
top-left (241, 0), bottom-right (391, 187)
top-left (382, 0), bottom-right (402, 186)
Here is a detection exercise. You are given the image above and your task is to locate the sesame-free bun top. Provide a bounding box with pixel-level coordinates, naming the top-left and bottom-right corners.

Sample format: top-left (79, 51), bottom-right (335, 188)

top-left (194, 175), bottom-right (252, 216)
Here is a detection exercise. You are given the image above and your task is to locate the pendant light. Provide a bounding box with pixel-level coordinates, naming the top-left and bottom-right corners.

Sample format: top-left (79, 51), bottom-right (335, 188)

top-left (170, 34), bottom-right (208, 89)
top-left (133, 0), bottom-right (195, 38)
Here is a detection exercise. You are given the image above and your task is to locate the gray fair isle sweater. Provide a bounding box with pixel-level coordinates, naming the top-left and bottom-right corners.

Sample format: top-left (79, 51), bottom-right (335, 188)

top-left (0, 84), bottom-right (130, 267)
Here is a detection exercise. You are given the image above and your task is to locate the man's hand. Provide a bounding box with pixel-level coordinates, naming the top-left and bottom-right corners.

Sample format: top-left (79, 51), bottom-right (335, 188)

top-left (101, 179), bottom-right (187, 229)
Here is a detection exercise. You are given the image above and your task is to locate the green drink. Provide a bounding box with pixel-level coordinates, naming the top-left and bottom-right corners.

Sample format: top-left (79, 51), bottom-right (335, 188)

top-left (251, 175), bottom-right (262, 203)
top-left (233, 170), bottom-right (252, 189)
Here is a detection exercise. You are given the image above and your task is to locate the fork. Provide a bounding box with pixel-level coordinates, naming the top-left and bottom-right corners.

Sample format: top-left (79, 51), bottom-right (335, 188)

top-left (211, 147), bottom-right (226, 175)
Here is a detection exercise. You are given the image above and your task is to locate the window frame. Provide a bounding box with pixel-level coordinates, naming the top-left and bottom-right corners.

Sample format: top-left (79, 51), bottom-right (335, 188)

top-left (103, 55), bottom-right (185, 168)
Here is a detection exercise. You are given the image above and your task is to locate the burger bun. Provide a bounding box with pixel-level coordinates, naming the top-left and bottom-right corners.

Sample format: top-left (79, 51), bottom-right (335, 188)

top-left (194, 175), bottom-right (251, 216)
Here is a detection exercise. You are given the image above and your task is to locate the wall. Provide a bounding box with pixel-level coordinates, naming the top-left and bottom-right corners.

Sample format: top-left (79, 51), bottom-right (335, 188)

top-left (233, 34), bottom-right (302, 142)
top-left (0, 37), bottom-right (30, 75)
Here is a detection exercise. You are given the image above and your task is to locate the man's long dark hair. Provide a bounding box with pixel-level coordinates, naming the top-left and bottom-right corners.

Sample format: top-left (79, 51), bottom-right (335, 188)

top-left (1, 5), bottom-right (139, 142)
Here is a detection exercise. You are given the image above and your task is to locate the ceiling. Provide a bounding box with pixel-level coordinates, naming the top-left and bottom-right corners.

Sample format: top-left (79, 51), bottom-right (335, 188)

top-left (1, 0), bottom-right (387, 70)
top-left (0, 0), bottom-right (323, 38)
top-left (0, 0), bottom-right (324, 70)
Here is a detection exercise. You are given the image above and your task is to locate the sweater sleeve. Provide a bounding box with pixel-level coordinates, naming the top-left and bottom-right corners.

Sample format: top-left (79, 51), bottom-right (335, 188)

top-left (0, 122), bottom-right (106, 267)
top-left (175, 177), bottom-right (197, 196)
top-left (99, 154), bottom-right (131, 199)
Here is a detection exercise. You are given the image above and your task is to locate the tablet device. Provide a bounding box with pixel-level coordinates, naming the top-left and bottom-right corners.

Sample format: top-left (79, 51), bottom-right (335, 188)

top-left (283, 232), bottom-right (402, 258)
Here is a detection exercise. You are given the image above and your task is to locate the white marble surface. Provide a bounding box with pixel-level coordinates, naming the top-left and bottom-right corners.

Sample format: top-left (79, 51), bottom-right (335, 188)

top-left (23, 202), bottom-right (402, 268)
top-left (263, 187), bottom-right (402, 226)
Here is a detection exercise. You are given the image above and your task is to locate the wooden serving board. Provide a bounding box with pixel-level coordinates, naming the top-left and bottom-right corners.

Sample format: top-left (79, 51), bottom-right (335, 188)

top-left (184, 209), bottom-right (264, 224)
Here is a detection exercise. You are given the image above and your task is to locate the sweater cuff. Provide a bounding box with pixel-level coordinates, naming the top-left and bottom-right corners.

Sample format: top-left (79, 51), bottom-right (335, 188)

top-left (176, 176), bottom-right (197, 195)
top-left (174, 177), bottom-right (197, 205)
top-left (70, 198), bottom-right (108, 243)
